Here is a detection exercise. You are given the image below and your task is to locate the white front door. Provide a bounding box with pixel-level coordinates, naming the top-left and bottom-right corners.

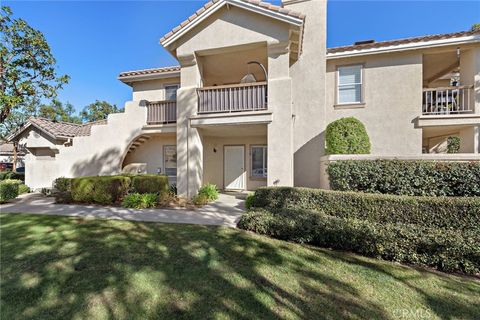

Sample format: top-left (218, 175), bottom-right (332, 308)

top-left (224, 146), bottom-right (245, 190)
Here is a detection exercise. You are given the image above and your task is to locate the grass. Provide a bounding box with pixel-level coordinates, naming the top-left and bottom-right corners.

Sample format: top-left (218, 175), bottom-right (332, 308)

top-left (1, 213), bottom-right (479, 320)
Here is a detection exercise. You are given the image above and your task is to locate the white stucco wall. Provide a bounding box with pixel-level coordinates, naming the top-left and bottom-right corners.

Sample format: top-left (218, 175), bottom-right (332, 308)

top-left (132, 77), bottom-right (180, 101)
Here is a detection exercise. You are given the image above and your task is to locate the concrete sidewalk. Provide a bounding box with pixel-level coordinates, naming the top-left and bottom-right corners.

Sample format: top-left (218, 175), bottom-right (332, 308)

top-left (0, 193), bottom-right (245, 227)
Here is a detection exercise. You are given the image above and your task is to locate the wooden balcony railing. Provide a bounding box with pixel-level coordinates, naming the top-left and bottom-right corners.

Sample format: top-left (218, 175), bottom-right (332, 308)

top-left (422, 85), bottom-right (474, 115)
top-left (197, 82), bottom-right (267, 114)
top-left (147, 100), bottom-right (176, 124)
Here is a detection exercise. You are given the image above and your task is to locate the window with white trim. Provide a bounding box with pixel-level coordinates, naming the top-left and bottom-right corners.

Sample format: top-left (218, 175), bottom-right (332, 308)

top-left (337, 65), bottom-right (363, 104)
top-left (163, 145), bottom-right (177, 177)
top-left (165, 84), bottom-right (179, 101)
top-left (251, 146), bottom-right (267, 178)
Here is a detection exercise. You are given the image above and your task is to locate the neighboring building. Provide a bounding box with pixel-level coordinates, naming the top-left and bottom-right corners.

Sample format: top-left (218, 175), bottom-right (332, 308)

top-left (8, 0), bottom-right (480, 195)
top-left (0, 142), bottom-right (25, 168)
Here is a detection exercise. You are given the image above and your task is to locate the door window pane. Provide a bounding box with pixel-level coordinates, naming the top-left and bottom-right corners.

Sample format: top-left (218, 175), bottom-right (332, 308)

top-left (164, 145), bottom-right (177, 177)
top-left (251, 146), bottom-right (267, 178)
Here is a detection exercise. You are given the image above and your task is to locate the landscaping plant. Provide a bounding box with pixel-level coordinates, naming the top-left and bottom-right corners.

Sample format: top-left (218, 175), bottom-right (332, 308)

top-left (122, 193), bottom-right (158, 209)
top-left (325, 117), bottom-right (371, 154)
top-left (0, 179), bottom-right (20, 203)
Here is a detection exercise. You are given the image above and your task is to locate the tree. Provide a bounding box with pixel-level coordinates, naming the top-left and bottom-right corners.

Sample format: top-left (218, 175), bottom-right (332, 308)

top-left (80, 100), bottom-right (123, 122)
top-left (472, 23), bottom-right (480, 32)
top-left (38, 100), bottom-right (81, 123)
top-left (0, 6), bottom-right (69, 123)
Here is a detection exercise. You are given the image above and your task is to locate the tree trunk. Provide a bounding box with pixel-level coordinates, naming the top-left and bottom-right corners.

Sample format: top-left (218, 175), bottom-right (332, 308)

top-left (12, 142), bottom-right (17, 172)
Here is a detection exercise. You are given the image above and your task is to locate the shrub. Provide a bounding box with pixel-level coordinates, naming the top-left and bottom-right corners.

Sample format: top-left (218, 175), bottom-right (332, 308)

top-left (327, 160), bottom-right (480, 197)
top-left (18, 184), bottom-right (30, 194)
top-left (250, 187), bottom-right (480, 232)
top-left (131, 175), bottom-right (169, 194)
top-left (0, 171), bottom-right (25, 182)
top-left (325, 117), bottom-right (371, 154)
top-left (197, 183), bottom-right (219, 202)
top-left (245, 193), bottom-right (255, 210)
top-left (122, 193), bottom-right (158, 209)
top-left (169, 184), bottom-right (177, 195)
top-left (0, 179), bottom-right (20, 203)
top-left (71, 176), bottom-right (131, 205)
top-left (447, 136), bottom-right (460, 154)
top-left (53, 177), bottom-right (71, 192)
top-left (238, 209), bottom-right (480, 275)
top-left (192, 193), bottom-right (209, 206)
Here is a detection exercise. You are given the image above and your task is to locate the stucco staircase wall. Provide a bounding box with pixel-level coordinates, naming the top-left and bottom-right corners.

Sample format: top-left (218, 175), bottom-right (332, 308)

top-left (56, 101), bottom-right (148, 178)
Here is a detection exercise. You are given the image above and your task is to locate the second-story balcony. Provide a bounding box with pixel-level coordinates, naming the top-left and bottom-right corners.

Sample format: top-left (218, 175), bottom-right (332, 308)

top-left (197, 82), bottom-right (267, 114)
top-left (422, 85), bottom-right (474, 116)
top-left (147, 100), bottom-right (176, 125)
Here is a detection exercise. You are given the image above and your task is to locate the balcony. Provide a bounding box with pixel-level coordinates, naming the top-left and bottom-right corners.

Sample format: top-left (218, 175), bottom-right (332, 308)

top-left (197, 82), bottom-right (267, 114)
top-left (422, 85), bottom-right (474, 116)
top-left (146, 100), bottom-right (176, 125)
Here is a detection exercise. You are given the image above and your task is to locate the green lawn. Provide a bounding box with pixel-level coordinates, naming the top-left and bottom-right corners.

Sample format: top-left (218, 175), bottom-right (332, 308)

top-left (1, 213), bottom-right (479, 320)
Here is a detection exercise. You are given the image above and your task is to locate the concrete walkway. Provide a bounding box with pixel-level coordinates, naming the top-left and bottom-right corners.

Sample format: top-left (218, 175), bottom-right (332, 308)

top-left (0, 192), bottom-right (245, 227)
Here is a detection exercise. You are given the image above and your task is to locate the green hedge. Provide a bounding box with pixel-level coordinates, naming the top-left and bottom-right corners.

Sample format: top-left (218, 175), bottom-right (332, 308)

top-left (238, 209), bottom-right (480, 275)
top-left (0, 171), bottom-right (25, 182)
top-left (131, 175), bottom-right (169, 194)
top-left (0, 179), bottom-right (20, 203)
top-left (71, 176), bottom-right (131, 205)
top-left (327, 160), bottom-right (480, 197)
top-left (250, 187), bottom-right (480, 232)
top-left (325, 117), bottom-right (371, 154)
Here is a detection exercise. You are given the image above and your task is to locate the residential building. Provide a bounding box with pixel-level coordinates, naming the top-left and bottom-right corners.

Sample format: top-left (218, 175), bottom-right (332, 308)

top-left (8, 0), bottom-right (480, 196)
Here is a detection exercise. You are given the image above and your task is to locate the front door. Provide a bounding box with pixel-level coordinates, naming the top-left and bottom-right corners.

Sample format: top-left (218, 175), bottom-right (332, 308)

top-left (224, 146), bottom-right (245, 190)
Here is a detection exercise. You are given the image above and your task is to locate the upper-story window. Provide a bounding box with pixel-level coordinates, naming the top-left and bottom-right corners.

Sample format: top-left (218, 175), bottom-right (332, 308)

top-left (337, 65), bottom-right (363, 104)
top-left (165, 84), bottom-right (179, 101)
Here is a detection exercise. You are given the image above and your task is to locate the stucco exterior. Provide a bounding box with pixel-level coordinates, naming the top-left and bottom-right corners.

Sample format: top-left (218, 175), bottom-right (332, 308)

top-left (10, 0), bottom-right (480, 194)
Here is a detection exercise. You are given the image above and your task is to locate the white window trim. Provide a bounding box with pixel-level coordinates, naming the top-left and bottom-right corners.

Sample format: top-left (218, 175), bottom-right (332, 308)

top-left (336, 65), bottom-right (364, 105)
top-left (250, 145), bottom-right (267, 179)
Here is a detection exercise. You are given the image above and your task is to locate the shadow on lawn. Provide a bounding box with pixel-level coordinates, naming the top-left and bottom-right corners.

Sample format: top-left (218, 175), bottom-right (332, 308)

top-left (1, 214), bottom-right (477, 319)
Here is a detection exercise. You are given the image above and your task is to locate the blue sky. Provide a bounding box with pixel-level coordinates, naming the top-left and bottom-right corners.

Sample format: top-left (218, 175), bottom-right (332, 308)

top-left (4, 0), bottom-right (480, 112)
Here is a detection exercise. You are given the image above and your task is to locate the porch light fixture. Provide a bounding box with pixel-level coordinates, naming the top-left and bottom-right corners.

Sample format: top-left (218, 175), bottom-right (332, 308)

top-left (247, 61), bottom-right (268, 81)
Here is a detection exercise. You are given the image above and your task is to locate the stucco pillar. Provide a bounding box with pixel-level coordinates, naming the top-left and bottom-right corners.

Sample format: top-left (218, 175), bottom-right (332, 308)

top-left (176, 54), bottom-right (203, 197)
top-left (267, 42), bottom-right (293, 186)
top-left (460, 47), bottom-right (480, 114)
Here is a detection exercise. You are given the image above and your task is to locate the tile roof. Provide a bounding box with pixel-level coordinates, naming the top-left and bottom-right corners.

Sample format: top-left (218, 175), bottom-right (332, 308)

top-left (160, 0), bottom-right (305, 45)
top-left (8, 117), bottom-right (107, 141)
top-left (327, 30), bottom-right (480, 54)
top-left (118, 66), bottom-right (180, 79)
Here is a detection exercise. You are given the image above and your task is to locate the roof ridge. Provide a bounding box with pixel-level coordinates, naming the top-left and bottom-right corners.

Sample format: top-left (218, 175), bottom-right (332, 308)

top-left (32, 117), bottom-right (83, 127)
top-left (119, 65), bottom-right (180, 75)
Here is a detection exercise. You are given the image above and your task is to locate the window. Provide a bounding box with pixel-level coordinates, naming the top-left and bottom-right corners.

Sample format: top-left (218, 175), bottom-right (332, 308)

top-left (251, 146), bottom-right (267, 178)
top-left (165, 85), bottom-right (179, 101)
top-left (337, 65), bottom-right (363, 104)
top-left (163, 145), bottom-right (177, 177)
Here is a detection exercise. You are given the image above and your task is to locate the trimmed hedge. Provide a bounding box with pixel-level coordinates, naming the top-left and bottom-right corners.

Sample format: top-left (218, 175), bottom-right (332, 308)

top-left (0, 179), bottom-right (20, 203)
top-left (71, 176), bottom-right (131, 205)
top-left (250, 187), bottom-right (480, 232)
top-left (131, 175), bottom-right (169, 194)
top-left (327, 160), bottom-right (480, 197)
top-left (325, 117), bottom-right (371, 155)
top-left (238, 209), bottom-right (480, 274)
top-left (0, 171), bottom-right (25, 182)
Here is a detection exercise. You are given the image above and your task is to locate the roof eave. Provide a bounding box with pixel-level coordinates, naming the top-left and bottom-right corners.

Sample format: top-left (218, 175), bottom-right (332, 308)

top-left (327, 35), bottom-right (480, 59)
top-left (160, 0), bottom-right (304, 49)
top-left (118, 70), bottom-right (181, 85)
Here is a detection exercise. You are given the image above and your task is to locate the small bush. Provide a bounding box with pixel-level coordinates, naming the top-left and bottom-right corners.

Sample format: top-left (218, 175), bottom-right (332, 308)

top-left (197, 183), bottom-right (219, 202)
top-left (169, 184), bottom-right (177, 195)
top-left (447, 136), bottom-right (460, 154)
top-left (327, 160), bottom-right (480, 197)
top-left (71, 176), bottom-right (131, 205)
top-left (250, 187), bottom-right (480, 232)
top-left (122, 193), bottom-right (158, 209)
top-left (0, 179), bottom-right (20, 203)
top-left (0, 171), bottom-right (25, 182)
top-left (131, 175), bottom-right (169, 194)
top-left (325, 117), bottom-right (371, 155)
top-left (238, 209), bottom-right (480, 275)
top-left (192, 193), bottom-right (209, 206)
top-left (245, 193), bottom-right (255, 210)
top-left (53, 177), bottom-right (71, 192)
top-left (18, 184), bottom-right (30, 194)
